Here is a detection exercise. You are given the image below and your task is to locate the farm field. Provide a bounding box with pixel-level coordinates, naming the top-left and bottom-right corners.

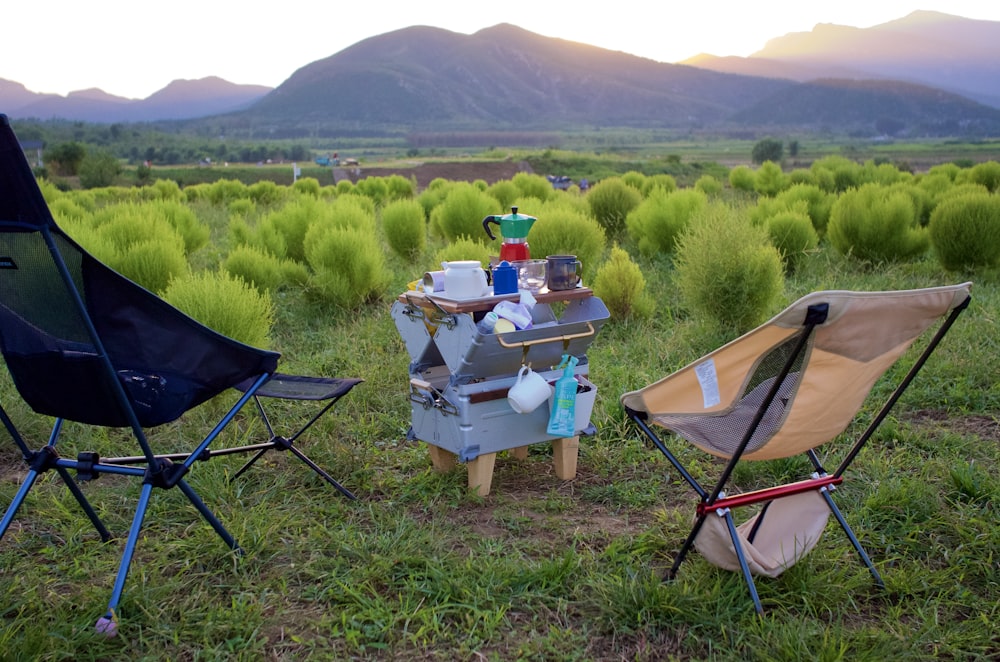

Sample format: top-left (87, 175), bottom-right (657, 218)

top-left (1, 159), bottom-right (998, 660)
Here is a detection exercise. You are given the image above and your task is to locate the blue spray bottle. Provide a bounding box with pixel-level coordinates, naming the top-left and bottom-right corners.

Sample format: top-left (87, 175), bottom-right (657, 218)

top-left (547, 354), bottom-right (579, 437)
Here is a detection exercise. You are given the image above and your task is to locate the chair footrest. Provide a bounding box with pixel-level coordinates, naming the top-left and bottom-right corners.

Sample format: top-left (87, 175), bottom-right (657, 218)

top-left (239, 373), bottom-right (363, 401)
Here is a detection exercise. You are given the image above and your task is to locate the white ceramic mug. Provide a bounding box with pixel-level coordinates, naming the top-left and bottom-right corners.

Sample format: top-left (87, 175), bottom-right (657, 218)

top-left (507, 366), bottom-right (553, 414)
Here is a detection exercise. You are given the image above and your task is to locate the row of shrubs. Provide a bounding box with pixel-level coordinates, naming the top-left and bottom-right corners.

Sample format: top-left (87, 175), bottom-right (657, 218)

top-left (36, 157), bottom-right (1000, 346)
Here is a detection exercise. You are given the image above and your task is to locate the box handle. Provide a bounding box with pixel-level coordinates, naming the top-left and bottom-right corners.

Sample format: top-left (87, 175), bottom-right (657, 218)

top-left (495, 322), bottom-right (595, 365)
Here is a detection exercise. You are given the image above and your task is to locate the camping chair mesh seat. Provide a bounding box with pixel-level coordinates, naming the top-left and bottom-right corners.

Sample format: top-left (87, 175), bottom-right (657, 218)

top-left (0, 114), bottom-right (361, 635)
top-left (621, 283), bottom-right (972, 611)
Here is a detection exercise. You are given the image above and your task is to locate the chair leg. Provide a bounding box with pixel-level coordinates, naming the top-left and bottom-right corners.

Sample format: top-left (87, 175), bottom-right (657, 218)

top-left (821, 488), bottom-right (884, 587)
top-left (0, 468), bottom-right (41, 539)
top-left (667, 514), bottom-right (708, 580)
top-left (55, 466), bottom-right (112, 541)
top-left (285, 444), bottom-right (357, 500)
top-left (723, 509), bottom-right (764, 614)
top-left (229, 447), bottom-right (270, 482)
top-left (176, 479), bottom-right (241, 552)
top-left (98, 481), bottom-right (155, 637)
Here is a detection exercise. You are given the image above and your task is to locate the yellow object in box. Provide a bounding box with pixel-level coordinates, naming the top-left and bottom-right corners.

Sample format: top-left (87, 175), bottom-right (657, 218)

top-left (494, 318), bottom-right (516, 334)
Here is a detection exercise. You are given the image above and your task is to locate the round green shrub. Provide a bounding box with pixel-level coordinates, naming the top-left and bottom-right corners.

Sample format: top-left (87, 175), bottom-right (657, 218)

top-left (91, 203), bottom-right (186, 255)
top-left (247, 180), bottom-right (286, 206)
top-left (111, 240), bottom-right (190, 294)
top-left (772, 184), bottom-right (834, 235)
top-left (928, 192), bottom-right (1000, 271)
top-left (153, 199), bottom-right (210, 254)
top-left (827, 184), bottom-right (929, 263)
top-left (207, 179), bottom-right (248, 206)
top-left (163, 271), bottom-right (274, 349)
top-left (524, 202), bottom-right (606, 281)
top-left (591, 245), bottom-right (652, 320)
top-left (150, 179), bottom-right (183, 201)
top-left (766, 209), bottom-right (819, 273)
top-left (326, 194), bottom-right (377, 232)
top-left (968, 161), bottom-right (1000, 193)
top-left (433, 183), bottom-right (499, 243)
top-left (354, 177), bottom-right (388, 206)
top-left (228, 198), bottom-right (256, 218)
top-left (674, 202), bottom-right (784, 332)
top-left (382, 199), bottom-right (427, 260)
top-left (304, 226), bottom-right (390, 309)
top-left (620, 171), bottom-right (646, 191)
top-left (417, 182), bottom-right (452, 222)
top-left (641, 173), bottom-right (678, 196)
top-left (728, 166), bottom-right (756, 193)
top-left (753, 161), bottom-right (787, 197)
top-left (626, 188), bottom-right (707, 257)
top-left (384, 174), bottom-right (417, 201)
top-left (486, 180), bottom-right (520, 210)
top-left (292, 177), bottom-right (322, 198)
top-left (223, 244), bottom-right (287, 293)
top-left (511, 172), bottom-right (553, 202)
top-left (259, 199), bottom-right (315, 262)
top-left (586, 177), bottom-right (642, 240)
top-left (694, 175), bottom-right (722, 196)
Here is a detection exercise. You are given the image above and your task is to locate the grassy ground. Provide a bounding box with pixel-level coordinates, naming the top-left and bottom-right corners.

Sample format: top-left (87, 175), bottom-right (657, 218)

top-left (1, 212), bottom-right (998, 660)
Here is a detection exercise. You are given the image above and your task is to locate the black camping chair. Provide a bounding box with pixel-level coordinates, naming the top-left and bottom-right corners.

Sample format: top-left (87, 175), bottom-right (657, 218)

top-left (0, 115), bottom-right (362, 636)
top-left (621, 284), bottom-right (971, 613)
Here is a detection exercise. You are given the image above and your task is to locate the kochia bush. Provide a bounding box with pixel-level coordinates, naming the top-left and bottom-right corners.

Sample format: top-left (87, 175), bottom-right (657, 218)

top-left (223, 244), bottom-right (289, 293)
top-left (766, 209), bottom-right (819, 273)
top-left (304, 225), bottom-right (390, 309)
top-left (524, 202), bottom-right (605, 281)
top-left (674, 202), bottom-right (784, 332)
top-left (381, 199), bottom-right (427, 260)
top-left (163, 271), bottom-right (274, 349)
top-left (431, 183), bottom-right (498, 243)
top-left (827, 184), bottom-right (929, 263)
top-left (625, 188), bottom-right (707, 257)
top-left (586, 177), bottom-right (641, 240)
top-left (928, 192), bottom-right (1000, 271)
top-left (591, 245), bottom-right (652, 320)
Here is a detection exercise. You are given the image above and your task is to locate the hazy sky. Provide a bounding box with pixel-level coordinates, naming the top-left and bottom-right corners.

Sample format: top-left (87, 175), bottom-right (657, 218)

top-left (4, 2), bottom-right (999, 100)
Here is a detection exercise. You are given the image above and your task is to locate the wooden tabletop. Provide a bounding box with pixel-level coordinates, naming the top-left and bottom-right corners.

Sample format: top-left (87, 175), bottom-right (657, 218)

top-left (398, 287), bottom-right (593, 313)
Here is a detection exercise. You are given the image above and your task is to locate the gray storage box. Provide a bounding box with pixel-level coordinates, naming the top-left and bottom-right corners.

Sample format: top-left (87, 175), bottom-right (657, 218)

top-left (391, 293), bottom-right (607, 463)
top-left (408, 371), bottom-right (597, 461)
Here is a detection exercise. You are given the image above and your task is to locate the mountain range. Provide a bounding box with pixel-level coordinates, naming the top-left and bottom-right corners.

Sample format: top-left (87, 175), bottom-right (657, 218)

top-left (2, 11), bottom-right (999, 137)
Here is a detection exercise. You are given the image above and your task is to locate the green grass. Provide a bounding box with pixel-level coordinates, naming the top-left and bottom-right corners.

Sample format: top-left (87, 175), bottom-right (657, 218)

top-left (1, 191), bottom-right (999, 660)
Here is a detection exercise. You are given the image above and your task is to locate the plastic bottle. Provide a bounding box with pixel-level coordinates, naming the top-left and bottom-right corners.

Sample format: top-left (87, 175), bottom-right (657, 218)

top-left (476, 311), bottom-right (499, 334)
top-left (547, 355), bottom-right (579, 437)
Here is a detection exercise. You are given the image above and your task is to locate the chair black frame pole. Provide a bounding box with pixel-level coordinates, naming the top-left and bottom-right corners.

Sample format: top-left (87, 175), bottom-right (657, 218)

top-left (833, 294), bottom-right (970, 479)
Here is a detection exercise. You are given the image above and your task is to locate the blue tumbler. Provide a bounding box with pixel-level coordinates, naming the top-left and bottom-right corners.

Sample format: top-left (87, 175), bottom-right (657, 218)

top-left (492, 260), bottom-right (518, 295)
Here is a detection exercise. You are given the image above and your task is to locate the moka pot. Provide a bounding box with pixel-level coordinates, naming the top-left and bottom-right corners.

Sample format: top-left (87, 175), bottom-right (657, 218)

top-left (482, 206), bottom-right (536, 262)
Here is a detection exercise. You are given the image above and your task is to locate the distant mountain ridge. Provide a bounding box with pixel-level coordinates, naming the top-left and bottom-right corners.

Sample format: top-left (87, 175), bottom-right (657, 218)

top-left (3, 11), bottom-right (1000, 137)
top-left (0, 77), bottom-right (272, 122)
top-left (685, 10), bottom-right (1000, 108)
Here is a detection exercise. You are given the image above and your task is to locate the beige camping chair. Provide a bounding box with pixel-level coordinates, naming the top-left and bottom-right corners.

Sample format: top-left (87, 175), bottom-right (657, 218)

top-left (621, 283), bottom-right (972, 612)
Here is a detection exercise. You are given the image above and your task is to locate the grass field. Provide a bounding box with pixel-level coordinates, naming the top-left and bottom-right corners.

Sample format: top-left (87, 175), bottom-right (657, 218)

top-left (0, 185), bottom-right (998, 660)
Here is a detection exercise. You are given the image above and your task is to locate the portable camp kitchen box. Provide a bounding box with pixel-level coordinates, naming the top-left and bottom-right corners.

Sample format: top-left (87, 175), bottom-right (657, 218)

top-left (391, 289), bottom-right (608, 464)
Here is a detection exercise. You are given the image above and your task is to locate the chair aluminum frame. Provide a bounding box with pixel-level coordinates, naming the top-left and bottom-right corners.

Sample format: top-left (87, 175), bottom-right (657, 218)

top-left (624, 287), bottom-right (971, 613)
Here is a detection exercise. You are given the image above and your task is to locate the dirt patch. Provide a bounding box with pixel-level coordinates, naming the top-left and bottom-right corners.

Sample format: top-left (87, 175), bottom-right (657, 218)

top-left (337, 160), bottom-right (534, 190)
top-left (901, 409), bottom-right (1000, 442)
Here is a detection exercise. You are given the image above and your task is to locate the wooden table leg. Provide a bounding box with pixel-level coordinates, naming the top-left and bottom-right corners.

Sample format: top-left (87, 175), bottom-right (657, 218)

top-left (428, 445), bottom-right (458, 472)
top-left (509, 446), bottom-right (529, 460)
top-left (552, 436), bottom-right (580, 480)
top-left (466, 453), bottom-right (497, 496)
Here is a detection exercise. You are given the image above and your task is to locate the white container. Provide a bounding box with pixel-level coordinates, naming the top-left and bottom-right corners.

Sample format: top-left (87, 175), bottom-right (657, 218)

top-left (442, 261), bottom-right (488, 299)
